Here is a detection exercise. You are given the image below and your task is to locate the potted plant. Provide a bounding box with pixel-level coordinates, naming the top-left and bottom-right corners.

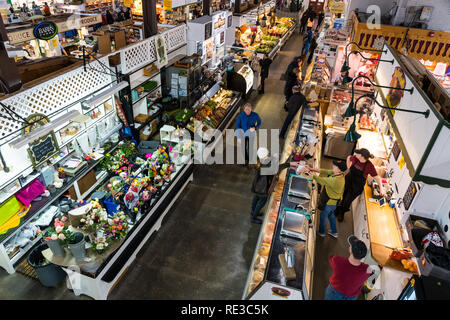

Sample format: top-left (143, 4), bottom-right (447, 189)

top-left (38, 217), bottom-right (70, 257)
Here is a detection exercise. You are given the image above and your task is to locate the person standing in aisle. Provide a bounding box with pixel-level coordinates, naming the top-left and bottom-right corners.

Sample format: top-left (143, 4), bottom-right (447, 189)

top-left (235, 103), bottom-right (262, 166)
top-left (280, 86), bottom-right (307, 139)
top-left (306, 17), bottom-right (314, 32)
top-left (325, 235), bottom-right (371, 300)
top-left (106, 9), bottom-right (115, 25)
top-left (301, 161), bottom-right (347, 238)
top-left (284, 68), bottom-right (301, 105)
top-left (192, 5), bottom-right (202, 19)
top-left (43, 2), bottom-right (51, 16)
top-left (250, 148), bottom-right (292, 224)
top-left (302, 29), bottom-right (313, 56)
top-left (299, 12), bottom-right (309, 33)
top-left (284, 55), bottom-right (304, 81)
top-left (124, 7), bottom-right (131, 20)
top-left (334, 148), bottom-right (385, 222)
top-left (258, 54), bottom-right (272, 94)
top-left (316, 12), bottom-right (325, 31)
top-left (307, 33), bottom-right (318, 65)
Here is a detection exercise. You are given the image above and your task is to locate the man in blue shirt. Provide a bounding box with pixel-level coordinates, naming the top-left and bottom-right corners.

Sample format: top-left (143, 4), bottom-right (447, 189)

top-left (235, 103), bottom-right (262, 166)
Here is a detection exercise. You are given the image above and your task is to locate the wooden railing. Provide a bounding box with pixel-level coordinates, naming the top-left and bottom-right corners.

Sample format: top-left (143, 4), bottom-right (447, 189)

top-left (350, 11), bottom-right (450, 64)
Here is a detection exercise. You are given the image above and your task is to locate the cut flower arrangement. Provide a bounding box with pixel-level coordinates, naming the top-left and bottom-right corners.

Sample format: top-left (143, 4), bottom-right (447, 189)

top-left (38, 216), bottom-right (71, 246)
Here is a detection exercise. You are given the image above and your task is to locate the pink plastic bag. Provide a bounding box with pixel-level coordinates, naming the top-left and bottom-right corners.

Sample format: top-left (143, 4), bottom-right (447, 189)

top-left (16, 179), bottom-right (46, 207)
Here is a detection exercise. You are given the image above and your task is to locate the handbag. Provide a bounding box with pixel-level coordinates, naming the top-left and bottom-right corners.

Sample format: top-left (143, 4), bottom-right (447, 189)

top-left (317, 185), bottom-right (341, 211)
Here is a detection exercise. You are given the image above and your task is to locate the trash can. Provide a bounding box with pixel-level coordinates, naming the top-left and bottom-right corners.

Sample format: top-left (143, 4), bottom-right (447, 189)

top-left (28, 243), bottom-right (67, 287)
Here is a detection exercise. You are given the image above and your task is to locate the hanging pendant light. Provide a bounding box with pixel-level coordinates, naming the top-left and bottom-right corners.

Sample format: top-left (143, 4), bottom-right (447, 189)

top-left (344, 122), bottom-right (361, 142)
top-left (344, 101), bottom-right (356, 117)
top-left (341, 71), bottom-right (353, 85)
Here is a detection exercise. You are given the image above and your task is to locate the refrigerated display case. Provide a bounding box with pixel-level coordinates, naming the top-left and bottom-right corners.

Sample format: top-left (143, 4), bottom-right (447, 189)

top-left (243, 102), bottom-right (323, 300)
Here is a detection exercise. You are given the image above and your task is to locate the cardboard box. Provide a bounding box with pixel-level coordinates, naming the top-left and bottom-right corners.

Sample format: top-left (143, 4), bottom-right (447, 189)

top-left (108, 53), bottom-right (121, 66)
top-left (98, 34), bottom-right (112, 54)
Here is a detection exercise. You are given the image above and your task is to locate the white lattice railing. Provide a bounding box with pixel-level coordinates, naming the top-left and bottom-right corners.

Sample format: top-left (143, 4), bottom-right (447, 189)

top-left (0, 25), bottom-right (187, 142)
top-left (120, 24), bottom-right (187, 74)
top-left (0, 57), bottom-right (113, 143)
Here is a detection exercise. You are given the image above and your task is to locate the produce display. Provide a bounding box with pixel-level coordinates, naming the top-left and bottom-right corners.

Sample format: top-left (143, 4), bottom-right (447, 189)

top-left (185, 88), bottom-right (237, 140)
top-left (240, 17), bottom-right (295, 55)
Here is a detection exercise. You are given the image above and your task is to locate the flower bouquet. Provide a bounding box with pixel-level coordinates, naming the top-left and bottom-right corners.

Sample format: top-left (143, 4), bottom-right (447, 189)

top-left (104, 211), bottom-right (129, 241)
top-left (79, 200), bottom-right (108, 234)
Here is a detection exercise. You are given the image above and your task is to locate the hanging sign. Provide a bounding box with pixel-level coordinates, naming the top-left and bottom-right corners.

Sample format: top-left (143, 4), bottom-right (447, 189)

top-left (7, 14), bottom-right (102, 44)
top-left (163, 0), bottom-right (172, 11)
top-left (328, 0), bottom-right (345, 15)
top-left (386, 66), bottom-right (407, 115)
top-left (27, 131), bottom-right (60, 168)
top-left (155, 35), bottom-right (168, 68)
top-left (33, 21), bottom-right (58, 40)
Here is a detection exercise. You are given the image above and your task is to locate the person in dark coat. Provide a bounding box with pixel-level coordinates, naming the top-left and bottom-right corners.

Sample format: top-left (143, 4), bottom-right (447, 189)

top-left (307, 33), bottom-right (318, 64)
top-left (250, 147), bottom-right (291, 224)
top-left (280, 86), bottom-right (307, 138)
top-left (299, 12), bottom-right (309, 33)
top-left (316, 12), bottom-right (325, 31)
top-left (284, 67), bottom-right (300, 103)
top-left (106, 9), bottom-right (115, 25)
top-left (124, 7), bottom-right (131, 20)
top-left (258, 54), bottom-right (272, 94)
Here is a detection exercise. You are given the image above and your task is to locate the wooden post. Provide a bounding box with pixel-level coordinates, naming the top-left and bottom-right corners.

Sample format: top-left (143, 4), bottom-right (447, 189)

top-left (0, 16), bottom-right (22, 94)
top-left (142, 0), bottom-right (158, 38)
top-left (203, 0), bottom-right (211, 16)
top-left (235, 0), bottom-right (241, 13)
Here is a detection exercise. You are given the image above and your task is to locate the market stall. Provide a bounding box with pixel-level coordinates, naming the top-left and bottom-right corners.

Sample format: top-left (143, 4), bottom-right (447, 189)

top-left (5, 13), bottom-right (104, 60)
top-left (243, 101), bottom-right (323, 300)
top-left (229, 13), bottom-right (295, 60)
top-left (340, 43), bottom-right (450, 300)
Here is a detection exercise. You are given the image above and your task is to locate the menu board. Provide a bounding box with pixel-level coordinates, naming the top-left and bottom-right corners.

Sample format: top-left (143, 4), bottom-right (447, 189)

top-left (27, 132), bottom-right (60, 167)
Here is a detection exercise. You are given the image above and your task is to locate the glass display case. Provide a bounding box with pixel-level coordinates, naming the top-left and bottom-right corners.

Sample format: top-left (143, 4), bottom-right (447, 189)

top-left (243, 102), bottom-right (323, 300)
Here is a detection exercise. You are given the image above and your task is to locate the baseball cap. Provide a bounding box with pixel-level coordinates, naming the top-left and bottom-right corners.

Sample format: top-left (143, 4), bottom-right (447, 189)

top-left (257, 147), bottom-right (269, 160)
top-left (348, 235), bottom-right (367, 259)
top-left (332, 160), bottom-right (347, 172)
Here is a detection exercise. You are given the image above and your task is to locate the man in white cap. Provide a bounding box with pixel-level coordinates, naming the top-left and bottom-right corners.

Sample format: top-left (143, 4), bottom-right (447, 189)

top-left (250, 147), bottom-right (291, 224)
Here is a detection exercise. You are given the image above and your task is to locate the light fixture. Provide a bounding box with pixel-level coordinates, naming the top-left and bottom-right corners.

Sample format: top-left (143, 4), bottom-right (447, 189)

top-left (83, 81), bottom-right (128, 108)
top-left (343, 90), bottom-right (430, 143)
top-left (343, 100), bottom-right (355, 117)
top-left (342, 71), bottom-right (353, 85)
top-left (10, 110), bottom-right (81, 149)
top-left (344, 122), bottom-right (361, 142)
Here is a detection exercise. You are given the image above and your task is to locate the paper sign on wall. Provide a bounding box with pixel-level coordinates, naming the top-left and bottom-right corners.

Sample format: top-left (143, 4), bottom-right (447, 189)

top-left (163, 0), bottom-right (172, 11)
top-left (155, 35), bottom-right (168, 68)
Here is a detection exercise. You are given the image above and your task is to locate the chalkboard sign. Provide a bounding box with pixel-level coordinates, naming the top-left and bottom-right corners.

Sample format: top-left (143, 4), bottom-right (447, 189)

top-left (27, 132), bottom-right (59, 167)
top-left (205, 22), bottom-right (212, 40)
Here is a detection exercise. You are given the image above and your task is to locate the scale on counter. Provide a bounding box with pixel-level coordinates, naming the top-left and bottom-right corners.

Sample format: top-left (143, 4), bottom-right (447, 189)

top-left (280, 208), bottom-right (310, 241)
top-left (288, 174), bottom-right (311, 199)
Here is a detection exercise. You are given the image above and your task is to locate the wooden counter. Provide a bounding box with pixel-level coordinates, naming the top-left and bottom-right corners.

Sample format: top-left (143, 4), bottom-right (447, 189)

top-left (364, 184), bottom-right (419, 275)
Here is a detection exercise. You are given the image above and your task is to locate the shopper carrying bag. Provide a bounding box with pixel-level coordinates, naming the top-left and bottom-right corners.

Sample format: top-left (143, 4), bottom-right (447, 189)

top-left (299, 160), bottom-right (347, 238)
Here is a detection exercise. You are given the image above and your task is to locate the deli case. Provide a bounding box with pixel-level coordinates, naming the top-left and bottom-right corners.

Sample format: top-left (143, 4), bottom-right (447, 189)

top-left (242, 102), bottom-right (323, 300)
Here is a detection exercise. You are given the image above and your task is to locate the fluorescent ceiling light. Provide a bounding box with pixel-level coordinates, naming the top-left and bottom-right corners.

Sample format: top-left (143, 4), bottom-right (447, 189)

top-left (10, 110), bottom-right (80, 149)
top-left (83, 81), bottom-right (128, 108)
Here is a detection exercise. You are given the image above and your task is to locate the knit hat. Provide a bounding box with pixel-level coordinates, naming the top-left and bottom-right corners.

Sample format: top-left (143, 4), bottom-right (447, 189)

top-left (257, 147), bottom-right (269, 160)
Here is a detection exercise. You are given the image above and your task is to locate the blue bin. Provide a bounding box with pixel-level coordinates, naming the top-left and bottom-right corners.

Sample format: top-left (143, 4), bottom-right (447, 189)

top-left (104, 195), bottom-right (120, 216)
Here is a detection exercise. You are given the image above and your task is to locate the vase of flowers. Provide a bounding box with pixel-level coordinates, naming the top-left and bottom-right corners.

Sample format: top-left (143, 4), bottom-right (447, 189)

top-left (105, 212), bottom-right (129, 241)
top-left (38, 217), bottom-right (70, 257)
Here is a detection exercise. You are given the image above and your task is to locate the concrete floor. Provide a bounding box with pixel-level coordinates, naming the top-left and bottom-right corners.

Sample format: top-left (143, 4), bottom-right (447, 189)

top-left (0, 31), bottom-right (355, 300)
